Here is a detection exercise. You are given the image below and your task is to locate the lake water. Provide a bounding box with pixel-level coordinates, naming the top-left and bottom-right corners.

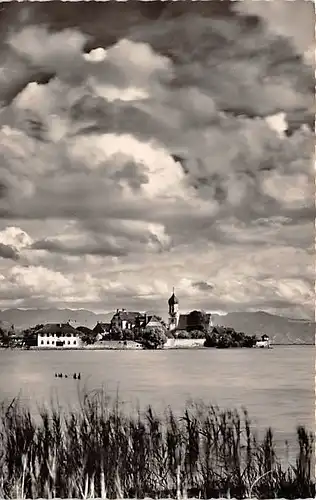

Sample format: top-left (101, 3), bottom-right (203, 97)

top-left (0, 346), bottom-right (314, 458)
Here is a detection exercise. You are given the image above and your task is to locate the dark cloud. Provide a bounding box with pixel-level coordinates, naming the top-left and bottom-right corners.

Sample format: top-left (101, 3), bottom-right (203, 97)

top-left (31, 239), bottom-right (128, 258)
top-left (0, 1), bottom-right (235, 107)
top-left (128, 15), bottom-right (313, 125)
top-left (0, 2), bottom-right (235, 44)
top-left (192, 281), bottom-right (214, 292)
top-left (110, 160), bottom-right (149, 191)
top-left (0, 182), bottom-right (7, 200)
top-left (0, 242), bottom-right (19, 260)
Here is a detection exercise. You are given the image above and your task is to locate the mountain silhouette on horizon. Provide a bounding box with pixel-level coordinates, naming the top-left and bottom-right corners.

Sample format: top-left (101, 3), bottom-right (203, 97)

top-left (211, 311), bottom-right (314, 345)
top-left (0, 308), bottom-right (113, 331)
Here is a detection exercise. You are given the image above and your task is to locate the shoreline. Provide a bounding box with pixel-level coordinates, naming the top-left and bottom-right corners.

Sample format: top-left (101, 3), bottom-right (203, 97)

top-left (0, 343), bottom-right (313, 351)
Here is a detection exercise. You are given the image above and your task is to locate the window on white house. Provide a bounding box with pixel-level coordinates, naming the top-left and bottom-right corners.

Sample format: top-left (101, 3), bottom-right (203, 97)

top-left (41, 340), bottom-right (44, 345)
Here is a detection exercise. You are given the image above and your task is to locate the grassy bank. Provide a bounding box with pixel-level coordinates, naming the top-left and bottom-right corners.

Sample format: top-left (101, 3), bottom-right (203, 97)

top-left (0, 391), bottom-right (314, 499)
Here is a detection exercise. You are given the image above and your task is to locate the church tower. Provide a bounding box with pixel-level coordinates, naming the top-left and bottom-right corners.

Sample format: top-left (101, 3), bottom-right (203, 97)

top-left (168, 288), bottom-right (179, 331)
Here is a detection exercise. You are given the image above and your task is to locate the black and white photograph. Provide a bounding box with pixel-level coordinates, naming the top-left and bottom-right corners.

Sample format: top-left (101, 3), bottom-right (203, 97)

top-left (0, 1), bottom-right (314, 498)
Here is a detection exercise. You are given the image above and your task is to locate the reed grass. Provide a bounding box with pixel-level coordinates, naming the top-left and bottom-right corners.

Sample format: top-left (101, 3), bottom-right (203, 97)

top-left (0, 391), bottom-right (314, 499)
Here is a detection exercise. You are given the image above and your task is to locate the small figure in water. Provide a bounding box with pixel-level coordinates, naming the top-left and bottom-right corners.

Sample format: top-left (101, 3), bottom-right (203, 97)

top-left (78, 373), bottom-right (81, 380)
top-left (54, 373), bottom-right (58, 378)
top-left (65, 374), bottom-right (68, 378)
top-left (58, 373), bottom-right (62, 378)
top-left (73, 373), bottom-right (77, 379)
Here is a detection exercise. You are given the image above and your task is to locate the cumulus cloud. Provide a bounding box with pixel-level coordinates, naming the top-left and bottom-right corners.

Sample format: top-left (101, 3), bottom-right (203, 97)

top-left (0, 3), bottom-right (313, 319)
top-left (265, 112), bottom-right (288, 138)
top-left (30, 219), bottom-right (171, 257)
top-left (9, 25), bottom-right (85, 62)
top-left (233, 0), bottom-right (314, 65)
top-left (128, 14), bottom-right (313, 121)
top-left (83, 47), bottom-right (107, 63)
top-left (0, 226), bottom-right (33, 250)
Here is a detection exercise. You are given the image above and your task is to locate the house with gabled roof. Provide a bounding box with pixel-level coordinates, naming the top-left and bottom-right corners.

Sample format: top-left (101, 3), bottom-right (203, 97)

top-left (93, 322), bottom-right (111, 335)
top-left (37, 323), bottom-right (82, 348)
top-left (145, 315), bottom-right (165, 328)
top-left (210, 325), bottom-right (226, 335)
top-left (111, 309), bottom-right (145, 331)
top-left (109, 310), bottom-right (165, 333)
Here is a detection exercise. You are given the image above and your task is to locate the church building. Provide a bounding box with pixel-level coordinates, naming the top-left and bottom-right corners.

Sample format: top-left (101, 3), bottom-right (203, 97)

top-left (168, 289), bottom-right (212, 333)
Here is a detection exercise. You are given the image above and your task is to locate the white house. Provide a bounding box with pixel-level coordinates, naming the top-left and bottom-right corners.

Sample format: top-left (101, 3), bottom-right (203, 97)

top-left (255, 334), bottom-right (271, 348)
top-left (37, 323), bottom-right (82, 348)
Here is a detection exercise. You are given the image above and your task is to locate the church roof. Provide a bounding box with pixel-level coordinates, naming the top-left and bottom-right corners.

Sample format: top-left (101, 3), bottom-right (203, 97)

top-left (177, 313), bottom-right (212, 331)
top-left (168, 292), bottom-right (179, 306)
top-left (111, 311), bottom-right (143, 323)
top-left (145, 315), bottom-right (164, 328)
top-left (93, 322), bottom-right (111, 333)
top-left (37, 323), bottom-right (78, 335)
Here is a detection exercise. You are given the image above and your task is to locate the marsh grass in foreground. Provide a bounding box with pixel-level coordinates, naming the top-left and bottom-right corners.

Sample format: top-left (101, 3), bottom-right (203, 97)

top-left (0, 390), bottom-right (314, 499)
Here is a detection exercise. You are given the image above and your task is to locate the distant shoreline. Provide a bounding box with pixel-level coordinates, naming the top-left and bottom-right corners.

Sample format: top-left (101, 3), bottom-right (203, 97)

top-left (0, 343), bottom-right (313, 352)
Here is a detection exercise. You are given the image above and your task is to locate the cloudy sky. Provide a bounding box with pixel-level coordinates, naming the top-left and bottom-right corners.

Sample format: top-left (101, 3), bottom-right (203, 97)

top-left (0, 1), bottom-right (313, 319)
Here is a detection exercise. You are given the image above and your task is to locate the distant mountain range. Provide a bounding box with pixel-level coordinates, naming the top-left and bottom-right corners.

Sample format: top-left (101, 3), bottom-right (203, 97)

top-left (0, 308), bottom-right (113, 331)
top-left (0, 308), bottom-right (314, 345)
top-left (211, 311), bottom-right (315, 345)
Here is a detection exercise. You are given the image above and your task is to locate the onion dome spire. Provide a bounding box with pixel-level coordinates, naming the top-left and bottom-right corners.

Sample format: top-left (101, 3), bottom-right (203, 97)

top-left (168, 287), bottom-right (179, 306)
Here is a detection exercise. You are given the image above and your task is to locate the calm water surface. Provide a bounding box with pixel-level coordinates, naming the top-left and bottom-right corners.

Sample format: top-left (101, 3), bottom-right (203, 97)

top-left (0, 346), bottom-right (314, 455)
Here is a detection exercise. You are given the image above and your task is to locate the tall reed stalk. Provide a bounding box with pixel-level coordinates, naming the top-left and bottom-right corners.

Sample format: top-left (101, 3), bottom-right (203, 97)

top-left (0, 391), bottom-right (314, 499)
